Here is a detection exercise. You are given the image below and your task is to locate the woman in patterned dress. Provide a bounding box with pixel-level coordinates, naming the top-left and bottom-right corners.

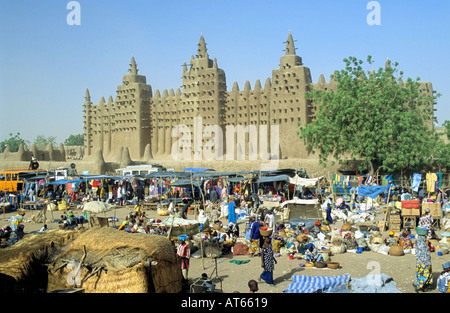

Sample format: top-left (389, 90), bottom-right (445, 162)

top-left (398, 229), bottom-right (413, 252)
top-left (259, 237), bottom-right (277, 285)
top-left (413, 233), bottom-right (433, 292)
top-left (343, 232), bottom-right (358, 251)
top-left (248, 216), bottom-right (261, 256)
top-left (304, 243), bottom-right (324, 262)
top-left (418, 208), bottom-right (434, 239)
top-left (384, 231), bottom-right (399, 247)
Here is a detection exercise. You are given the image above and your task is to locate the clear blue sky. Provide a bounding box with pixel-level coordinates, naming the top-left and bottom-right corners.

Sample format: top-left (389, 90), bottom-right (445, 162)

top-left (0, 0), bottom-right (449, 144)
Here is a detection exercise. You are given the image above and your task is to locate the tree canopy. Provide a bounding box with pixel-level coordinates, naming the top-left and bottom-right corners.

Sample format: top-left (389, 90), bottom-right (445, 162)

top-left (64, 134), bottom-right (84, 146)
top-left (299, 56), bottom-right (440, 174)
top-left (0, 132), bottom-right (29, 152)
top-left (33, 134), bottom-right (57, 150)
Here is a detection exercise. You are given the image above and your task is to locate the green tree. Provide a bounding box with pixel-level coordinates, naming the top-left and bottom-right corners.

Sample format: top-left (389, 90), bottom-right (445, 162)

top-left (432, 121), bottom-right (450, 170)
top-left (64, 134), bottom-right (84, 146)
top-left (33, 135), bottom-right (57, 150)
top-left (0, 132), bottom-right (29, 152)
top-left (443, 120), bottom-right (450, 140)
top-left (299, 56), bottom-right (439, 174)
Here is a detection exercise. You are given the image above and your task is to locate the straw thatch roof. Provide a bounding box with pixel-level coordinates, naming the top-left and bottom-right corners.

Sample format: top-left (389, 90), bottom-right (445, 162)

top-left (0, 230), bottom-right (80, 292)
top-left (47, 227), bottom-right (183, 293)
top-left (0, 227), bottom-right (183, 293)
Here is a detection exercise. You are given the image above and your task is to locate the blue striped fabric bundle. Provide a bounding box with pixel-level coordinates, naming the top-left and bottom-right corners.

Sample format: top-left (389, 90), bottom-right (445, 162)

top-left (284, 275), bottom-right (351, 293)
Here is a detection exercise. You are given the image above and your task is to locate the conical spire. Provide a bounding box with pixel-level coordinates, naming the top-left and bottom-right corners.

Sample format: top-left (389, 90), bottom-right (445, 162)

top-left (264, 77), bottom-right (271, 90)
top-left (244, 80), bottom-right (251, 91)
top-left (197, 35), bottom-right (207, 58)
top-left (318, 74), bottom-right (326, 84)
top-left (254, 79), bottom-right (262, 91)
top-left (232, 81), bottom-right (239, 92)
top-left (130, 56), bottom-right (138, 74)
top-left (285, 32), bottom-right (296, 56)
top-left (85, 88), bottom-right (91, 102)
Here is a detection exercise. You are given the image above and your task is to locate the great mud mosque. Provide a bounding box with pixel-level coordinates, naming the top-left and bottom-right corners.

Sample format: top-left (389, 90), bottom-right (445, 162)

top-left (82, 32), bottom-right (434, 164)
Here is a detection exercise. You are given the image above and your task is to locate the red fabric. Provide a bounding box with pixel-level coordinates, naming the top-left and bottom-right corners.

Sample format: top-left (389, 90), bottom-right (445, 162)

top-left (233, 243), bottom-right (249, 256)
top-left (401, 200), bottom-right (420, 209)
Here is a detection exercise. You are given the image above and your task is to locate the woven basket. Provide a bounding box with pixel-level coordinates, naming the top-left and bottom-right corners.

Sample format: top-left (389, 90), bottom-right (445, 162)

top-left (327, 262), bottom-right (340, 269)
top-left (260, 227), bottom-right (273, 237)
top-left (342, 222), bottom-right (352, 231)
top-left (330, 244), bottom-right (346, 255)
top-left (213, 224), bottom-right (222, 230)
top-left (389, 245), bottom-right (404, 256)
top-left (314, 261), bottom-right (327, 268)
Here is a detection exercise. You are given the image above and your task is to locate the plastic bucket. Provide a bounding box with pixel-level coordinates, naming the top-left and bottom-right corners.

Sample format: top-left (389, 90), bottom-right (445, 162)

top-left (416, 228), bottom-right (429, 236)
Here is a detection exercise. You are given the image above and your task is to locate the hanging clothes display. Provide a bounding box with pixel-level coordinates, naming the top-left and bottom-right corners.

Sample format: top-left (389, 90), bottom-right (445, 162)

top-left (426, 173), bottom-right (438, 193)
top-left (437, 172), bottom-right (444, 189)
top-left (411, 173), bottom-right (422, 192)
top-left (332, 174), bottom-right (351, 195)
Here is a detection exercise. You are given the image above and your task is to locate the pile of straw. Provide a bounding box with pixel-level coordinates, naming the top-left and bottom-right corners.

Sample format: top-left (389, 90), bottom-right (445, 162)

top-left (47, 227), bottom-right (182, 293)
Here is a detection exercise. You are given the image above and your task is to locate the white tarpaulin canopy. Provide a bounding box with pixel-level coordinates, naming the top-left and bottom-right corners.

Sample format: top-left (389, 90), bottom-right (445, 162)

top-left (289, 175), bottom-right (323, 187)
top-left (82, 201), bottom-right (116, 213)
top-left (159, 216), bottom-right (199, 226)
top-left (281, 198), bottom-right (319, 207)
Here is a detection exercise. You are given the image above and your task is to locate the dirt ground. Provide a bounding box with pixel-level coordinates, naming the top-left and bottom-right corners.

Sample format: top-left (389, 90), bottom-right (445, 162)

top-left (1, 203), bottom-right (448, 294)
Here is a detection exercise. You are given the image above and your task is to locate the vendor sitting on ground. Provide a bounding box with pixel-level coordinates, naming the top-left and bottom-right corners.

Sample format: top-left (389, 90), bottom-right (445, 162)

top-left (304, 243), bottom-right (324, 263)
top-left (297, 235), bottom-right (309, 255)
top-left (311, 220), bottom-right (323, 237)
top-left (0, 225), bottom-right (12, 240)
top-left (343, 232), bottom-right (358, 251)
top-left (63, 210), bottom-right (77, 228)
top-left (398, 229), bottom-right (413, 252)
top-left (384, 231), bottom-right (399, 247)
top-left (355, 232), bottom-right (369, 251)
top-left (226, 222), bottom-right (240, 240)
top-left (118, 221), bottom-right (128, 231)
top-left (294, 222), bottom-right (306, 235)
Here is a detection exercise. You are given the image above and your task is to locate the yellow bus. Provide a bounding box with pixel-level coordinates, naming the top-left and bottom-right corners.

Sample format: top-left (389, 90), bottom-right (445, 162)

top-left (0, 168), bottom-right (43, 193)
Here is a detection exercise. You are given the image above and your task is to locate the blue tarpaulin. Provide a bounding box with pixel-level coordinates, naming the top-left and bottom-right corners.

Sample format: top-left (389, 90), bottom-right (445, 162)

top-left (183, 168), bottom-right (215, 173)
top-left (284, 275), bottom-right (351, 293)
top-left (146, 172), bottom-right (191, 179)
top-left (46, 179), bottom-right (85, 185)
top-left (256, 174), bottom-right (290, 183)
top-left (284, 274), bottom-right (401, 293)
top-left (350, 274), bottom-right (401, 293)
top-left (169, 179), bottom-right (203, 187)
top-left (357, 186), bottom-right (389, 199)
